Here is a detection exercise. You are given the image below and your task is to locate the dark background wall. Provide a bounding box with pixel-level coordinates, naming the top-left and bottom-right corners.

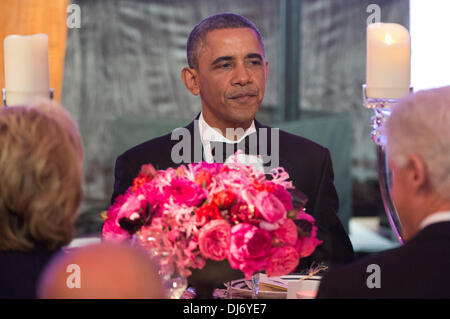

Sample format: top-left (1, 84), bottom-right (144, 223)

top-left (61, 0), bottom-right (409, 237)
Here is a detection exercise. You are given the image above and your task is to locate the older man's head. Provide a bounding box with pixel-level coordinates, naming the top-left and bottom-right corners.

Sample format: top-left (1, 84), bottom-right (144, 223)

top-left (384, 86), bottom-right (450, 240)
top-left (38, 243), bottom-right (167, 299)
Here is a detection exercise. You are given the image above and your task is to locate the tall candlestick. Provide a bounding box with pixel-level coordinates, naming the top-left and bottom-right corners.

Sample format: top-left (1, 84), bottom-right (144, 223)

top-left (366, 23), bottom-right (411, 99)
top-left (3, 34), bottom-right (50, 106)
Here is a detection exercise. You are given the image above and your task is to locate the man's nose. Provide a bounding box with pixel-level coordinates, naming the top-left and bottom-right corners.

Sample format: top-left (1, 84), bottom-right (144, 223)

top-left (232, 63), bottom-right (252, 85)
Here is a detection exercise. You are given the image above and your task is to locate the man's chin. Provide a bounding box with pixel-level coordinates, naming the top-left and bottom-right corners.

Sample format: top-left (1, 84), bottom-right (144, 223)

top-left (225, 107), bottom-right (258, 124)
top-left (223, 114), bottom-right (256, 128)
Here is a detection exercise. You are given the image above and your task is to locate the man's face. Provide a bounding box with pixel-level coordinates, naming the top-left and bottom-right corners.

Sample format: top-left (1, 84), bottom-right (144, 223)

top-left (195, 28), bottom-right (268, 130)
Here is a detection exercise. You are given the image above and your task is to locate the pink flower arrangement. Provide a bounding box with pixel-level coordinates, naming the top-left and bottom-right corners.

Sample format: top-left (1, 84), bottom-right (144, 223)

top-left (102, 155), bottom-right (322, 280)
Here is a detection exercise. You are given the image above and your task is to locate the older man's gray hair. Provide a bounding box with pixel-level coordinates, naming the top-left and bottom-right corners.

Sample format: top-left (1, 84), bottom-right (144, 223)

top-left (384, 86), bottom-right (450, 200)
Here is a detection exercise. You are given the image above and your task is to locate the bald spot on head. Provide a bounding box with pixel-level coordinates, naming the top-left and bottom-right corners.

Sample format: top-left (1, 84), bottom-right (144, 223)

top-left (38, 242), bottom-right (167, 299)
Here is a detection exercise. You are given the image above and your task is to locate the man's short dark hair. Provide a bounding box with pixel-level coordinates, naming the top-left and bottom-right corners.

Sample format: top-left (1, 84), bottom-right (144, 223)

top-left (187, 13), bottom-right (265, 69)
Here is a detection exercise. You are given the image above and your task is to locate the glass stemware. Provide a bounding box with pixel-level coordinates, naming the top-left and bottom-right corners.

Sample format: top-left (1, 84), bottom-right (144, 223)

top-left (150, 247), bottom-right (187, 299)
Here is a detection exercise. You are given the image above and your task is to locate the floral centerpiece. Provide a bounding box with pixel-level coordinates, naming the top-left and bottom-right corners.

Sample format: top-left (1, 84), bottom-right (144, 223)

top-left (102, 155), bottom-right (322, 290)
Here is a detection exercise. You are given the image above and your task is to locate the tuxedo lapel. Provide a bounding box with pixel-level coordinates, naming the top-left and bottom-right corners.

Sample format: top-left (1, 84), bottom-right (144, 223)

top-left (185, 113), bottom-right (206, 163)
top-left (254, 119), bottom-right (296, 178)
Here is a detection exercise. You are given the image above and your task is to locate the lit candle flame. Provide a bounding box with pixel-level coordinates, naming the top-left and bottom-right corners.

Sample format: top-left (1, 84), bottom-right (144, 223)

top-left (385, 33), bottom-right (393, 45)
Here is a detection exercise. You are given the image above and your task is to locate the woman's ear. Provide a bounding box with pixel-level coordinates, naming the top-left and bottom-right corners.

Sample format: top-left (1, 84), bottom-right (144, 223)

top-left (181, 67), bottom-right (200, 96)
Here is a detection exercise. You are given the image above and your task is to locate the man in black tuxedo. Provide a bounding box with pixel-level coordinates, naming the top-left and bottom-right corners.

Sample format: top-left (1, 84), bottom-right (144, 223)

top-left (317, 86), bottom-right (450, 298)
top-left (111, 13), bottom-right (354, 270)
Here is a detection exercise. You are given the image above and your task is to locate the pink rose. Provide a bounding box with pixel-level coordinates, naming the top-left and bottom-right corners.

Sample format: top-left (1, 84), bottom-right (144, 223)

top-left (272, 218), bottom-right (298, 246)
top-left (198, 220), bottom-right (231, 261)
top-left (228, 224), bottom-right (272, 280)
top-left (164, 177), bottom-right (206, 207)
top-left (253, 190), bottom-right (286, 224)
top-left (266, 246), bottom-right (299, 277)
top-left (294, 236), bottom-right (322, 258)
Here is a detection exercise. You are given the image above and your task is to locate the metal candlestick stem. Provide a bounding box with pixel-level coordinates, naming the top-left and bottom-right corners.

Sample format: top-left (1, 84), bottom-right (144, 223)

top-left (2, 88), bottom-right (54, 107)
top-left (362, 85), bottom-right (412, 245)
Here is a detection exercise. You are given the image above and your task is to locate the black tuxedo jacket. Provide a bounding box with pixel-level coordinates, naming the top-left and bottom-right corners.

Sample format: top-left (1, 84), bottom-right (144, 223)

top-left (0, 246), bottom-right (59, 298)
top-left (316, 221), bottom-right (450, 298)
top-left (111, 117), bottom-right (354, 270)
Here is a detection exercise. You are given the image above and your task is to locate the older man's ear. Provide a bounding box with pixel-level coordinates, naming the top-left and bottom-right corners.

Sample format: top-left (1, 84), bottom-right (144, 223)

top-left (406, 154), bottom-right (428, 196)
top-left (181, 67), bottom-right (200, 96)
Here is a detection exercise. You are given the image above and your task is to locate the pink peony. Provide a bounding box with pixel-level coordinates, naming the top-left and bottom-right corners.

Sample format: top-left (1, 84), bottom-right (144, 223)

top-left (102, 194), bottom-right (132, 241)
top-left (272, 218), bottom-right (298, 246)
top-left (266, 246), bottom-right (299, 277)
top-left (137, 183), bottom-right (165, 218)
top-left (294, 211), bottom-right (322, 257)
top-left (252, 190), bottom-right (286, 224)
top-left (228, 224), bottom-right (272, 279)
top-left (198, 219), bottom-right (231, 261)
top-left (163, 177), bottom-right (206, 207)
top-left (116, 193), bottom-right (148, 225)
top-left (296, 210), bottom-right (316, 225)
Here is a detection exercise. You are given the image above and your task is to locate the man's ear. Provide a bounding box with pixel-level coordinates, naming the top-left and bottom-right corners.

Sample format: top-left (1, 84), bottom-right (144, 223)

top-left (181, 67), bottom-right (200, 96)
top-left (264, 60), bottom-right (269, 82)
top-left (407, 154), bottom-right (428, 194)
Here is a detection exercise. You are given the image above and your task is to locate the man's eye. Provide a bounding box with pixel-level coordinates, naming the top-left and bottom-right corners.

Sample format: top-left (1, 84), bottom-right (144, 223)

top-left (248, 60), bottom-right (262, 66)
top-left (218, 63), bottom-right (232, 68)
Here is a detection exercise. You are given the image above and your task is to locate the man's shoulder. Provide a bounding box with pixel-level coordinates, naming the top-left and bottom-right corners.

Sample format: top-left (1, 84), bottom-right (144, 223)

top-left (317, 246), bottom-right (402, 298)
top-left (117, 119), bottom-right (196, 162)
top-left (318, 231), bottom-right (450, 298)
top-left (117, 132), bottom-right (174, 161)
top-left (258, 121), bottom-right (329, 156)
top-left (326, 246), bottom-right (402, 276)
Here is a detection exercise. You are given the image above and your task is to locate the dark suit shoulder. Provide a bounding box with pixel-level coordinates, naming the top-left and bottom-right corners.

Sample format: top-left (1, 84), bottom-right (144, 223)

top-left (257, 121), bottom-right (330, 157)
top-left (278, 129), bottom-right (328, 155)
top-left (117, 132), bottom-right (174, 162)
top-left (0, 247), bottom-right (60, 298)
top-left (317, 223), bottom-right (450, 298)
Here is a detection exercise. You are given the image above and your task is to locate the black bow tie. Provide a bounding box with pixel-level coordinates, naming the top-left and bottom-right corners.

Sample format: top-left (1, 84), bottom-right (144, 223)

top-left (210, 132), bottom-right (258, 163)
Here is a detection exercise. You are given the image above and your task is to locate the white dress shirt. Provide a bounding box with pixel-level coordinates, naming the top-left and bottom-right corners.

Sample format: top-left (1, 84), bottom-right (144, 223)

top-left (198, 112), bottom-right (264, 173)
top-left (419, 210), bottom-right (450, 230)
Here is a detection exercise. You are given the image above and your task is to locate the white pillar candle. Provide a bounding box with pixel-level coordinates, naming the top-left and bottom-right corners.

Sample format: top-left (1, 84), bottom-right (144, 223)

top-left (3, 34), bottom-right (50, 106)
top-left (366, 23), bottom-right (411, 99)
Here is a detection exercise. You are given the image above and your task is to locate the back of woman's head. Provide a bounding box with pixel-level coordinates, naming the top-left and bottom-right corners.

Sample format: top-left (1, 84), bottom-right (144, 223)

top-left (0, 99), bottom-right (83, 251)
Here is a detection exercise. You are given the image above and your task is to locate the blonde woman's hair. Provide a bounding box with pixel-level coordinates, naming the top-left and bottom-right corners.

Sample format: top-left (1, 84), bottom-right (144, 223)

top-left (0, 98), bottom-right (83, 251)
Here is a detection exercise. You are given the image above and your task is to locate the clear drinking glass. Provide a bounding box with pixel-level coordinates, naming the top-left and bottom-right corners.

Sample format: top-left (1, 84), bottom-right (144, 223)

top-left (251, 273), bottom-right (260, 299)
top-left (150, 248), bottom-right (187, 299)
